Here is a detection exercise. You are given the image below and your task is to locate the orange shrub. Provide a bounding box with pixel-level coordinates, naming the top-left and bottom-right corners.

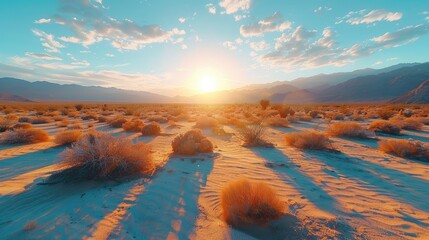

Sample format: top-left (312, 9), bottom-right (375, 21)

top-left (122, 119), bottom-right (145, 132)
top-left (54, 130), bottom-right (83, 145)
top-left (171, 129), bottom-right (213, 155)
top-left (108, 117), bottom-right (128, 128)
top-left (285, 131), bottom-right (330, 149)
top-left (49, 132), bottom-right (154, 182)
top-left (194, 117), bottom-right (219, 129)
top-left (0, 128), bottom-right (49, 144)
top-left (30, 116), bottom-right (51, 124)
top-left (141, 122), bottom-right (161, 136)
top-left (12, 123), bottom-right (33, 129)
top-left (264, 117), bottom-right (289, 128)
top-left (327, 122), bottom-right (371, 138)
top-left (392, 118), bottom-right (423, 131)
top-left (379, 139), bottom-right (428, 160)
top-left (368, 120), bottom-right (401, 135)
top-left (221, 178), bottom-right (284, 225)
top-left (237, 123), bottom-right (273, 147)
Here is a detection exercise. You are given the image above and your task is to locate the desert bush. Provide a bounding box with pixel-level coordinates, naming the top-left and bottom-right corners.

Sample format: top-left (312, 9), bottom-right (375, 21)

top-left (54, 130), bottom-right (83, 145)
top-left (52, 115), bottom-right (66, 122)
top-left (12, 123), bottom-right (33, 129)
top-left (378, 109), bottom-right (395, 120)
top-left (259, 99), bottom-right (270, 110)
top-left (221, 178), bottom-right (284, 225)
top-left (81, 113), bottom-right (98, 120)
top-left (379, 139), bottom-right (428, 160)
top-left (97, 116), bottom-right (109, 123)
top-left (23, 221), bottom-right (37, 231)
top-left (264, 117), bottom-right (289, 128)
top-left (393, 118), bottom-right (423, 131)
top-left (141, 122), bottom-right (161, 136)
top-left (18, 116), bottom-right (30, 123)
top-left (0, 128), bottom-right (49, 144)
top-left (0, 117), bottom-right (15, 132)
top-left (67, 122), bottom-right (83, 130)
top-left (122, 119), bottom-right (145, 132)
top-left (369, 120), bottom-right (401, 135)
top-left (57, 120), bottom-right (70, 127)
top-left (48, 132), bottom-right (155, 182)
top-left (278, 106), bottom-right (295, 118)
top-left (108, 117), bottom-right (128, 128)
top-left (400, 109), bottom-right (413, 117)
top-left (327, 122), bottom-right (371, 139)
top-left (75, 104), bottom-right (84, 111)
top-left (309, 111), bottom-right (319, 119)
top-left (237, 123), bottom-right (273, 147)
top-left (194, 117), bottom-right (219, 129)
top-left (171, 129), bottom-right (214, 155)
top-left (147, 116), bottom-right (168, 123)
top-left (30, 116), bottom-right (51, 124)
top-left (285, 131), bottom-right (330, 150)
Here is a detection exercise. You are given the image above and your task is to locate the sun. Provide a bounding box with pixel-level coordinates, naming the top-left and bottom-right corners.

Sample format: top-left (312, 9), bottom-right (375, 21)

top-left (198, 74), bottom-right (217, 93)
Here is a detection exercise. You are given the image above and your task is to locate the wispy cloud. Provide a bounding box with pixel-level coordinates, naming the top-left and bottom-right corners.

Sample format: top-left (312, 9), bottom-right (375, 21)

top-left (337, 9), bottom-right (402, 25)
top-left (206, 3), bottom-right (217, 15)
top-left (240, 12), bottom-right (291, 37)
top-left (34, 18), bottom-right (51, 24)
top-left (219, 0), bottom-right (251, 14)
top-left (32, 29), bottom-right (65, 53)
top-left (25, 52), bottom-right (62, 61)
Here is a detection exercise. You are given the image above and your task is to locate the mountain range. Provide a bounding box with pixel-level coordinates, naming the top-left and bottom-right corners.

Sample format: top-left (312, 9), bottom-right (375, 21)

top-left (0, 62), bottom-right (428, 104)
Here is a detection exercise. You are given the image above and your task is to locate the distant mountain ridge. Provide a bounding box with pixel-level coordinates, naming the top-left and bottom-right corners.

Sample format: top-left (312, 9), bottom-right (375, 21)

top-left (0, 92), bottom-right (33, 102)
top-left (1, 62), bottom-right (428, 103)
top-left (390, 79), bottom-right (429, 104)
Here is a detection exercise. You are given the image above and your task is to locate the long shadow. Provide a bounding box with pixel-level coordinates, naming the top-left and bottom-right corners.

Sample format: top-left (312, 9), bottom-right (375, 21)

top-left (0, 146), bottom-right (65, 181)
top-left (118, 154), bottom-right (215, 239)
top-left (252, 147), bottom-right (343, 216)
top-left (383, 131), bottom-right (429, 143)
top-left (305, 151), bottom-right (429, 214)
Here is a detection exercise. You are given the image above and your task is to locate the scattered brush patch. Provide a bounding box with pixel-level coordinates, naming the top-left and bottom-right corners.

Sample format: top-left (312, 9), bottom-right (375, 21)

top-left (194, 116), bottom-right (219, 129)
top-left (54, 130), bottom-right (83, 145)
top-left (327, 122), bottom-right (372, 139)
top-left (81, 113), bottom-right (98, 120)
top-left (22, 221), bottom-right (37, 231)
top-left (12, 123), bottom-right (33, 129)
top-left (67, 122), bottom-right (83, 130)
top-left (369, 120), bottom-right (401, 135)
top-left (379, 139), bottom-right (428, 160)
top-left (147, 116), bottom-right (168, 123)
top-left (0, 128), bottom-right (49, 144)
top-left (141, 122), bottom-right (161, 136)
top-left (108, 117), bottom-right (128, 128)
top-left (30, 116), bottom-right (51, 124)
top-left (392, 118), bottom-right (423, 131)
top-left (264, 117), bottom-right (289, 128)
top-left (377, 109), bottom-right (395, 120)
top-left (237, 123), bottom-right (274, 148)
top-left (18, 116), bottom-right (30, 123)
top-left (0, 117), bottom-right (14, 132)
top-left (285, 131), bottom-right (331, 150)
top-left (56, 120), bottom-right (70, 127)
top-left (171, 129), bottom-right (213, 155)
top-left (97, 116), bottom-right (109, 123)
top-left (48, 132), bottom-right (155, 182)
top-left (122, 119), bottom-right (145, 132)
top-left (221, 178), bottom-right (284, 225)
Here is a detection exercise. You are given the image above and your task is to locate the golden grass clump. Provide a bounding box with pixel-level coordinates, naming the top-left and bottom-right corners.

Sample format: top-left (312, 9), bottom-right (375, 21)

top-left (368, 120), bottom-right (401, 135)
top-left (108, 117), bottom-right (128, 128)
top-left (48, 132), bottom-right (155, 182)
top-left (122, 119), bottom-right (145, 132)
top-left (221, 178), bottom-right (284, 225)
top-left (264, 117), bottom-right (289, 128)
top-left (237, 123), bottom-right (274, 147)
top-left (392, 118), bottom-right (423, 131)
top-left (379, 139), bottom-right (428, 160)
top-left (327, 122), bottom-right (371, 138)
top-left (141, 122), bottom-right (161, 136)
top-left (285, 131), bottom-right (330, 150)
top-left (0, 128), bottom-right (49, 144)
top-left (30, 116), bottom-right (52, 124)
top-left (12, 123), bottom-right (33, 129)
top-left (0, 117), bottom-right (15, 132)
top-left (171, 129), bottom-right (213, 155)
top-left (194, 116), bottom-right (219, 129)
top-left (54, 130), bottom-right (83, 145)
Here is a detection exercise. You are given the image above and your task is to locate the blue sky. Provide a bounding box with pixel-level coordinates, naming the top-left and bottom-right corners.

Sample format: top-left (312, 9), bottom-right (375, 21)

top-left (0, 0), bottom-right (428, 96)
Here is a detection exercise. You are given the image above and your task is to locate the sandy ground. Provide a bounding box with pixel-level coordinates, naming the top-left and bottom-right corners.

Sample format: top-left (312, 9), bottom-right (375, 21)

top-left (0, 117), bottom-right (428, 239)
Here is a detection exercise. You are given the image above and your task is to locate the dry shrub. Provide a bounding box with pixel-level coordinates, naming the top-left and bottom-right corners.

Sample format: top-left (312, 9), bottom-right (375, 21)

top-left (48, 132), bottom-right (155, 182)
top-left (54, 130), bottom-right (83, 145)
top-left (0, 117), bottom-right (15, 132)
top-left (97, 116), bottom-right (109, 123)
top-left (237, 123), bottom-right (273, 147)
top-left (56, 120), bottom-right (70, 127)
top-left (147, 116), bottom-right (168, 123)
top-left (221, 178), bottom-right (284, 225)
top-left (12, 123), bottom-right (33, 129)
top-left (81, 113), bottom-right (98, 120)
top-left (108, 117), bottom-right (128, 128)
top-left (141, 122), bottom-right (161, 136)
top-left (327, 122), bottom-right (371, 139)
top-left (285, 131), bottom-right (330, 150)
top-left (122, 120), bottom-right (145, 132)
top-left (379, 139), bottom-right (428, 160)
top-left (23, 221), bottom-right (37, 231)
top-left (392, 118), bottom-right (423, 131)
top-left (369, 120), bottom-right (401, 135)
top-left (171, 129), bottom-right (213, 155)
top-left (194, 117), bottom-right (219, 129)
top-left (18, 116), bottom-right (30, 123)
top-left (67, 122), bottom-right (83, 130)
top-left (264, 117), bottom-right (289, 128)
top-left (53, 115), bottom-right (66, 122)
top-left (378, 109), bottom-right (395, 120)
top-left (30, 116), bottom-right (51, 124)
top-left (0, 128), bottom-right (49, 144)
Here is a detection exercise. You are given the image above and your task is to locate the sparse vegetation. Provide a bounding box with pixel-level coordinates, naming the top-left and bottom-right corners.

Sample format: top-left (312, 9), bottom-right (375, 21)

top-left (141, 122), bottom-right (161, 136)
top-left (221, 178), bottom-right (284, 225)
top-left (172, 129), bottom-right (214, 155)
top-left (0, 128), bottom-right (49, 144)
top-left (259, 99), bottom-right (270, 110)
top-left (108, 117), bottom-right (128, 128)
top-left (237, 122), bottom-right (274, 147)
top-left (327, 122), bottom-right (372, 138)
top-left (369, 120), bottom-right (401, 135)
top-left (54, 130), bottom-right (83, 145)
top-left (285, 131), bottom-right (330, 150)
top-left (379, 139), bottom-right (428, 160)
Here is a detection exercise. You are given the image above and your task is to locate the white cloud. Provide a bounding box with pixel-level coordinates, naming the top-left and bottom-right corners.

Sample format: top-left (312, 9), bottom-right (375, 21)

top-left (314, 6), bottom-right (332, 14)
top-left (223, 41), bottom-right (237, 50)
top-left (240, 12), bottom-right (291, 37)
top-left (32, 29), bottom-right (65, 53)
top-left (338, 9), bottom-right (402, 25)
top-left (250, 40), bottom-right (269, 51)
top-left (370, 24), bottom-right (429, 47)
top-left (34, 18), bottom-right (51, 24)
top-left (25, 52), bottom-right (62, 61)
top-left (219, 0), bottom-right (250, 14)
top-left (206, 3), bottom-right (217, 14)
top-left (178, 17), bottom-right (186, 23)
